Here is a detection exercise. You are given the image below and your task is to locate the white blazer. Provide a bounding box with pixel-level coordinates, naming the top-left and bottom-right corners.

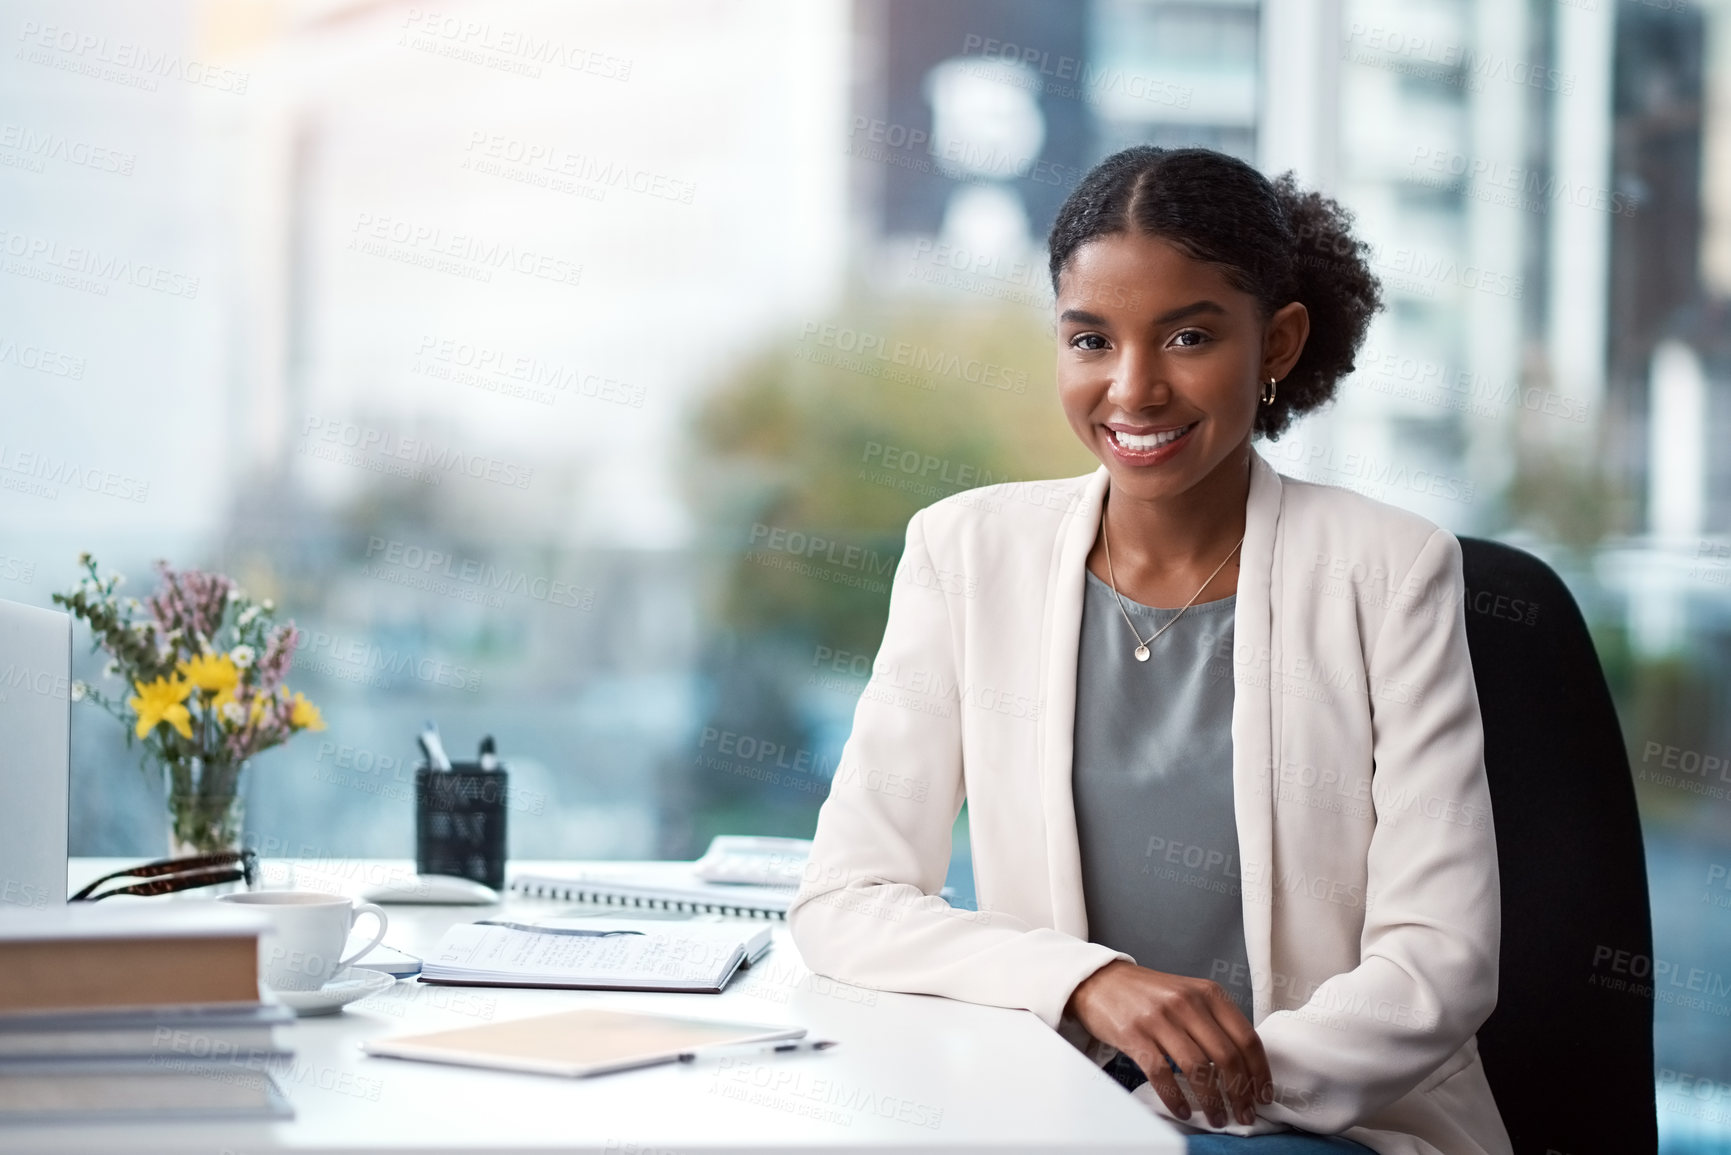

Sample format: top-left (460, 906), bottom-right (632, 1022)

top-left (788, 446), bottom-right (1513, 1155)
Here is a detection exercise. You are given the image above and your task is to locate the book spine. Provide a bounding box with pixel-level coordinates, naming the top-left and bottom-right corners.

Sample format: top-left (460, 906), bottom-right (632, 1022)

top-left (508, 880), bottom-right (786, 921)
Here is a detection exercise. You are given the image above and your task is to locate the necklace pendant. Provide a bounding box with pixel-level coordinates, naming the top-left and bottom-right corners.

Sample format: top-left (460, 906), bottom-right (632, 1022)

top-left (1134, 644), bottom-right (1150, 662)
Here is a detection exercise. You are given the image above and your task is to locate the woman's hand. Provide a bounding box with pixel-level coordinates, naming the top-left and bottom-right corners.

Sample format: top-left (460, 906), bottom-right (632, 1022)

top-left (1066, 960), bottom-right (1273, 1128)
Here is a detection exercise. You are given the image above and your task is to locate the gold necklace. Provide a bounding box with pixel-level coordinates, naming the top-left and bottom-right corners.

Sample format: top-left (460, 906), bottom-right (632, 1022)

top-left (1099, 494), bottom-right (1243, 662)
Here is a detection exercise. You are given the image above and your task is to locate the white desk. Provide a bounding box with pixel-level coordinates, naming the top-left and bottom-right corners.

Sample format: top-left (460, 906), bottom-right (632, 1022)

top-left (9, 858), bottom-right (1185, 1154)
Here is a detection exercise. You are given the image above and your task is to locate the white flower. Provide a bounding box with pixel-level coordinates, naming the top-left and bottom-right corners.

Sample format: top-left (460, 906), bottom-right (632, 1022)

top-left (227, 587), bottom-right (246, 602)
top-left (103, 659), bottom-right (121, 679)
top-left (220, 701), bottom-right (246, 726)
top-left (70, 681), bottom-right (87, 703)
top-left (111, 573), bottom-right (125, 588)
top-left (261, 599), bottom-right (275, 612)
top-left (230, 645), bottom-right (256, 670)
top-left (237, 605), bottom-right (261, 627)
top-left (124, 598), bottom-right (141, 613)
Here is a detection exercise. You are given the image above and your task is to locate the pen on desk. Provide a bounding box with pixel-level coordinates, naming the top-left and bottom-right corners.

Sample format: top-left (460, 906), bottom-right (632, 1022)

top-left (419, 721), bottom-right (452, 772)
top-left (676, 1039), bottom-right (838, 1063)
top-left (478, 734), bottom-right (498, 772)
top-left (474, 919), bottom-right (644, 937)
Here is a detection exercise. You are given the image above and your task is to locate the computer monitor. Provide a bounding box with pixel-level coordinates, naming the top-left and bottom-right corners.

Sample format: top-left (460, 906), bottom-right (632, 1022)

top-left (0, 598), bottom-right (71, 908)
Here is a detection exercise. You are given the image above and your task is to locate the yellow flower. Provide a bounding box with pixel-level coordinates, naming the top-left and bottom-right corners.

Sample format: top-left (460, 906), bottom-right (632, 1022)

top-left (130, 677), bottom-right (193, 740)
top-left (178, 653), bottom-right (241, 709)
top-left (288, 692), bottom-right (325, 732)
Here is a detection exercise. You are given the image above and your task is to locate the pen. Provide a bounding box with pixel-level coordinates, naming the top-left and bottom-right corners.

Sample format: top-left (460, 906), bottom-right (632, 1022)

top-left (474, 919), bottom-right (645, 937)
top-left (677, 1039), bottom-right (838, 1062)
top-left (479, 734), bottom-right (498, 772)
top-left (419, 721), bottom-right (453, 772)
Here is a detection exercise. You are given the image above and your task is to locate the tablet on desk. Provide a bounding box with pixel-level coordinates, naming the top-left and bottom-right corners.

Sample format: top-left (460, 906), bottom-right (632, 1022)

top-left (361, 1008), bottom-right (805, 1078)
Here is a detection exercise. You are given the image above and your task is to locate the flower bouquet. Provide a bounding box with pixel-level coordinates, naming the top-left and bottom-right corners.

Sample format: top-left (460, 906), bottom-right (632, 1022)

top-left (54, 553), bottom-right (324, 857)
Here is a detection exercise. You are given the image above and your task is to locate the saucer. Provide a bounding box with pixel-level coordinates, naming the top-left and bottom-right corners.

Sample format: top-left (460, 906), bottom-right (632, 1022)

top-left (273, 966), bottom-right (397, 1016)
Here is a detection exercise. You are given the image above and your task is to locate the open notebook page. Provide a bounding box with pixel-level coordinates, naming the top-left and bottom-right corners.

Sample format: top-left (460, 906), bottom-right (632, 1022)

top-left (420, 919), bottom-right (771, 992)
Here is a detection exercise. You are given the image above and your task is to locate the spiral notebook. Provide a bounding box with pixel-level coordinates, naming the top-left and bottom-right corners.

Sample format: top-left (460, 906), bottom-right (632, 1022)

top-left (510, 862), bottom-right (795, 920)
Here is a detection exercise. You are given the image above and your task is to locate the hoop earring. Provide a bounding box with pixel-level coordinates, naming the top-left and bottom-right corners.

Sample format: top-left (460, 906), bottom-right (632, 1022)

top-left (1260, 377), bottom-right (1278, 406)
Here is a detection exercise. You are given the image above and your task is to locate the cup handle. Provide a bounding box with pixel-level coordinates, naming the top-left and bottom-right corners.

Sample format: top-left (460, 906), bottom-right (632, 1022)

top-left (337, 902), bottom-right (390, 969)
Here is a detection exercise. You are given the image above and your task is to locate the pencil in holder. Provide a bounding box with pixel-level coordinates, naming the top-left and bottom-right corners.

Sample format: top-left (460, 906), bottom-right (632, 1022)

top-left (415, 761), bottom-right (508, 890)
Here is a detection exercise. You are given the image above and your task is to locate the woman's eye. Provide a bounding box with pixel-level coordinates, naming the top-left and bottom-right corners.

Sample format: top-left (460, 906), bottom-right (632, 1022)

top-left (1070, 333), bottom-right (1108, 352)
top-left (1170, 329), bottom-right (1211, 348)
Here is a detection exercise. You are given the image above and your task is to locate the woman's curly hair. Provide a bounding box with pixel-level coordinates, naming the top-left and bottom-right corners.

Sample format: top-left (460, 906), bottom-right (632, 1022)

top-left (1047, 146), bottom-right (1383, 439)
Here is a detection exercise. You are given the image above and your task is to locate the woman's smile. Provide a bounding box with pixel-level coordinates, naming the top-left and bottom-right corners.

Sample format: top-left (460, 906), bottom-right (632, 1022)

top-left (1103, 420), bottom-right (1199, 466)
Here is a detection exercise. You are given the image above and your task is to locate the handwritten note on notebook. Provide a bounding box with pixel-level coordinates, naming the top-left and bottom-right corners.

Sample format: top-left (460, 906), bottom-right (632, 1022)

top-left (420, 919), bottom-right (773, 994)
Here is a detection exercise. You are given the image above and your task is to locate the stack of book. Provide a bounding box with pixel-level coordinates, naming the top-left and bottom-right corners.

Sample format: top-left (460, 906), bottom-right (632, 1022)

top-left (0, 902), bottom-right (295, 1124)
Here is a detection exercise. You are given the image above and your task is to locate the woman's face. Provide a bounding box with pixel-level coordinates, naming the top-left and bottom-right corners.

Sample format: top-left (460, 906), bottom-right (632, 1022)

top-left (1055, 232), bottom-right (1305, 506)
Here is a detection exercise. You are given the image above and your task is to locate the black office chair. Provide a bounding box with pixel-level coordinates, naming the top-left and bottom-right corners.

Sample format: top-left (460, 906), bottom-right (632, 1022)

top-left (1458, 537), bottom-right (1657, 1155)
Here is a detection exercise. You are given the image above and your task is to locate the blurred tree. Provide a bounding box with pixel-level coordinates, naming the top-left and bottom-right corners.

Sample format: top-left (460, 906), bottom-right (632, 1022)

top-left (665, 293), bottom-right (1097, 854)
top-left (1502, 437), bottom-right (1637, 550)
top-left (684, 294), bottom-right (1095, 655)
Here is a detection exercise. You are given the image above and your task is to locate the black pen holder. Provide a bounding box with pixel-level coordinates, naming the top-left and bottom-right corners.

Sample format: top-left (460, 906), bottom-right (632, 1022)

top-left (415, 761), bottom-right (508, 890)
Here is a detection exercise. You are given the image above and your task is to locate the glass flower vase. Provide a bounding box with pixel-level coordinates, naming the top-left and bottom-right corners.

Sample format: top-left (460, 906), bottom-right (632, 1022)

top-left (165, 755), bottom-right (249, 862)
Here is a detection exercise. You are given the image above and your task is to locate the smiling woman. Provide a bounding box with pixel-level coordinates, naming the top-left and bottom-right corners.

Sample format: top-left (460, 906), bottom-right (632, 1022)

top-left (789, 147), bottom-right (1510, 1155)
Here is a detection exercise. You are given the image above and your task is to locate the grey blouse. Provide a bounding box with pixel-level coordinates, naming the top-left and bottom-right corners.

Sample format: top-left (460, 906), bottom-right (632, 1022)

top-left (1071, 569), bottom-right (1253, 1020)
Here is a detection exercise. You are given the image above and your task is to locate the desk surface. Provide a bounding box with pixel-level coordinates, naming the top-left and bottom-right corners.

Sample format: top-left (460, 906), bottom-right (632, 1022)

top-left (6, 858), bottom-right (1184, 1154)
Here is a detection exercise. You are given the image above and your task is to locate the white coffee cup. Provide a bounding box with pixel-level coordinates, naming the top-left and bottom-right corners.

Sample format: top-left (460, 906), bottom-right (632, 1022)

top-left (218, 891), bottom-right (389, 992)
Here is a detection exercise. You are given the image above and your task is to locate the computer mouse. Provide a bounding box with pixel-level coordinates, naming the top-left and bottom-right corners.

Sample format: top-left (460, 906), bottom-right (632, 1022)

top-left (360, 873), bottom-right (501, 905)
